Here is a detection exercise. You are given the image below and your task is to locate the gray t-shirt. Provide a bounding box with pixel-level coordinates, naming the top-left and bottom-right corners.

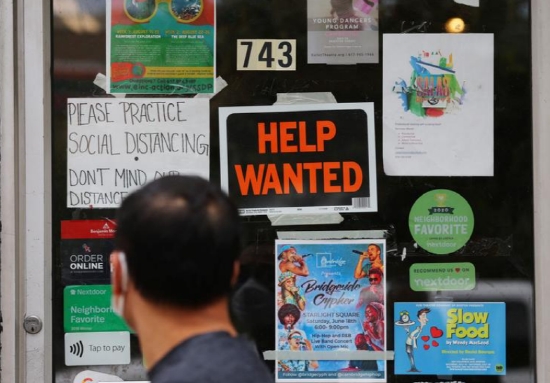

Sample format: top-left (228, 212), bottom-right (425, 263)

top-left (148, 331), bottom-right (274, 383)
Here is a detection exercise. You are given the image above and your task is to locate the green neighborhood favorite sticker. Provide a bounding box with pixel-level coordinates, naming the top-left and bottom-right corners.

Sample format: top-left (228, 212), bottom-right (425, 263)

top-left (64, 285), bottom-right (130, 333)
top-left (410, 262), bottom-right (476, 291)
top-left (409, 189), bottom-right (474, 255)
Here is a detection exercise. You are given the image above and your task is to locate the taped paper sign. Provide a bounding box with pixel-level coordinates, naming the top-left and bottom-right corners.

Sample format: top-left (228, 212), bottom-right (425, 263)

top-left (66, 98), bottom-right (209, 208)
top-left (107, 0), bottom-right (215, 94)
top-left (275, 239), bottom-right (387, 382)
top-left (382, 34), bottom-right (494, 176)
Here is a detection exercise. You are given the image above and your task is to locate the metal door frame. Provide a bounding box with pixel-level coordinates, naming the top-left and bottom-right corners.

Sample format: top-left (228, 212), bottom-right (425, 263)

top-left (1, 0), bottom-right (52, 382)
top-left (0, 0), bottom-right (549, 382)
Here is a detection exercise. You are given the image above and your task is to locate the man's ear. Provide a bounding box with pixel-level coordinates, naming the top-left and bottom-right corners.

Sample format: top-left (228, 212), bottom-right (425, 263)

top-left (110, 251), bottom-right (127, 295)
top-left (231, 260), bottom-right (240, 287)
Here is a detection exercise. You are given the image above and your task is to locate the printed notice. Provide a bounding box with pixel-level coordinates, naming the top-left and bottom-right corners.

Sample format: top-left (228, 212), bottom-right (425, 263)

top-left (65, 331), bottom-right (130, 366)
top-left (307, 0), bottom-right (379, 64)
top-left (219, 103), bottom-right (377, 216)
top-left (275, 240), bottom-right (386, 382)
top-left (383, 34), bottom-right (494, 176)
top-left (107, 0), bottom-right (215, 94)
top-left (61, 220), bottom-right (116, 285)
top-left (66, 98), bottom-right (209, 208)
top-left (394, 302), bottom-right (506, 375)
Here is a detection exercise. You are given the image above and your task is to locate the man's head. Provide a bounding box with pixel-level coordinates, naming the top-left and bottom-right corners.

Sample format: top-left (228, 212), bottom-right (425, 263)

top-left (278, 272), bottom-right (296, 288)
top-left (365, 302), bottom-right (384, 323)
top-left (112, 175), bottom-right (241, 311)
top-left (278, 303), bottom-right (301, 328)
top-left (277, 246), bottom-right (297, 262)
top-left (368, 267), bottom-right (383, 285)
top-left (417, 308), bottom-right (431, 326)
top-left (288, 331), bottom-right (304, 349)
top-left (367, 244), bottom-right (381, 262)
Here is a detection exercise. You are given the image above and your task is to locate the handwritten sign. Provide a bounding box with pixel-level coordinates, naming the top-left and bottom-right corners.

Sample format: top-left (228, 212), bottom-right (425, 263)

top-left (67, 98), bottom-right (210, 208)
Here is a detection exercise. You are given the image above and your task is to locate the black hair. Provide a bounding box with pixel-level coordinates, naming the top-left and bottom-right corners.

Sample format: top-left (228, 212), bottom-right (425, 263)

top-left (417, 308), bottom-right (431, 318)
top-left (115, 175), bottom-right (241, 308)
top-left (369, 267), bottom-right (383, 277)
top-left (277, 304), bottom-right (301, 325)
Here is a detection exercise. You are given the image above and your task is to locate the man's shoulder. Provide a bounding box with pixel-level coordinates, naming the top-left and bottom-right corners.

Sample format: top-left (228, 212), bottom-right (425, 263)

top-left (150, 332), bottom-right (274, 383)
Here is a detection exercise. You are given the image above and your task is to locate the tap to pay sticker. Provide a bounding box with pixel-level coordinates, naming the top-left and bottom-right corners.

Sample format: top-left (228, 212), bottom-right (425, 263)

top-left (65, 331), bottom-right (130, 366)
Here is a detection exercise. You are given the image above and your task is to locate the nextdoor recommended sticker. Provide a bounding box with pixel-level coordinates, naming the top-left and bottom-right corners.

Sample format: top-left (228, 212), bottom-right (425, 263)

top-left (410, 262), bottom-right (476, 291)
top-left (409, 189), bottom-right (474, 254)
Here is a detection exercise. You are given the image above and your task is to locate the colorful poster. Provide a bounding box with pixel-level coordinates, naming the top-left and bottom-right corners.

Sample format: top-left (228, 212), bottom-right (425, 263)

top-left (67, 98), bottom-right (209, 208)
top-left (107, 0), bottom-right (215, 94)
top-left (307, 0), bottom-right (379, 64)
top-left (394, 302), bottom-right (506, 375)
top-left (61, 220), bottom-right (116, 285)
top-left (219, 103), bottom-right (377, 216)
top-left (383, 34), bottom-right (494, 176)
top-left (275, 239), bottom-right (386, 382)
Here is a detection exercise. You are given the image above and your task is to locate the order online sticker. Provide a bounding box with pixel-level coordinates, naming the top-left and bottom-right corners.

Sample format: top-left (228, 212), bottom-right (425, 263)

top-left (409, 189), bottom-right (474, 254)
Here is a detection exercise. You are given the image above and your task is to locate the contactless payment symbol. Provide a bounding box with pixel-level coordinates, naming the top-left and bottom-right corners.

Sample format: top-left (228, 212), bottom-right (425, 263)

top-left (409, 189), bottom-right (474, 255)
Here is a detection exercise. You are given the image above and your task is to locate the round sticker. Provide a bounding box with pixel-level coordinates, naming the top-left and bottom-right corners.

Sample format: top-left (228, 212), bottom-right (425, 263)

top-left (409, 189), bottom-right (474, 255)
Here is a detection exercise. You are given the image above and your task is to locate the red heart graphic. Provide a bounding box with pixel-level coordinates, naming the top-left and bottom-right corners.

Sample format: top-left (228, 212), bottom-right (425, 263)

top-left (432, 340), bottom-right (439, 347)
top-left (455, 268), bottom-right (461, 273)
top-left (421, 335), bottom-right (430, 342)
top-left (423, 344), bottom-right (430, 350)
top-left (430, 326), bottom-right (444, 338)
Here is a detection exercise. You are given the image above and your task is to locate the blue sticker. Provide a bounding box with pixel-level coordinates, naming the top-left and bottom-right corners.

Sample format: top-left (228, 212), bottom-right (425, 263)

top-left (394, 302), bottom-right (506, 375)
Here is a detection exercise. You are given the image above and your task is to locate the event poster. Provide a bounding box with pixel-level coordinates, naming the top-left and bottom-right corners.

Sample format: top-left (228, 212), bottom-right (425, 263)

top-left (219, 103), bottom-right (377, 216)
top-left (67, 98), bottom-right (209, 208)
top-left (394, 302), bottom-right (506, 375)
top-left (383, 34), bottom-right (494, 176)
top-left (107, 0), bottom-right (215, 94)
top-left (275, 239), bottom-right (386, 382)
top-left (307, 0), bottom-right (379, 64)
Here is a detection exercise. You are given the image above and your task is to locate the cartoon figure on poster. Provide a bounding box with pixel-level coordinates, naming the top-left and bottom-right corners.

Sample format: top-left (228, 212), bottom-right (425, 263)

top-left (275, 240), bottom-right (387, 382)
top-left (395, 308), bottom-right (430, 372)
top-left (391, 49), bottom-right (466, 118)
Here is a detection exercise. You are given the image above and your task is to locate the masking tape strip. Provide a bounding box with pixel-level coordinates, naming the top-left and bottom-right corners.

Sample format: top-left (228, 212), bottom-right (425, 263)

top-left (93, 73), bottom-right (227, 98)
top-left (263, 350), bottom-right (394, 361)
top-left (453, 0), bottom-right (479, 6)
top-left (94, 73), bottom-right (127, 98)
top-left (277, 230), bottom-right (387, 240)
